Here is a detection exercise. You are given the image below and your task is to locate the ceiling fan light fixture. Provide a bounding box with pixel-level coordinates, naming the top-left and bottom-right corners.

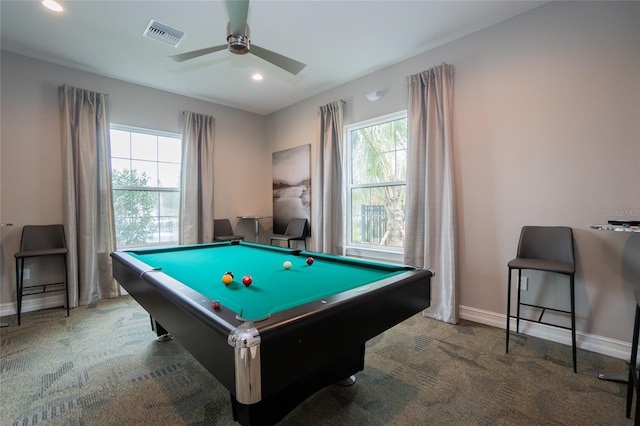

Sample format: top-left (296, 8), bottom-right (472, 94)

top-left (227, 34), bottom-right (250, 55)
top-left (171, 4), bottom-right (306, 75)
top-left (226, 22), bottom-right (250, 55)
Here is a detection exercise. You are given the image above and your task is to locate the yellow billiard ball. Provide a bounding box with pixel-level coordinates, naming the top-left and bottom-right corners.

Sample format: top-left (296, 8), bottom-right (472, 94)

top-left (222, 273), bottom-right (233, 285)
top-left (283, 261), bottom-right (292, 270)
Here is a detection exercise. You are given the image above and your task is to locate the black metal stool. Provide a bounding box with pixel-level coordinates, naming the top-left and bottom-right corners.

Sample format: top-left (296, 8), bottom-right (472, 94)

top-left (626, 288), bottom-right (640, 424)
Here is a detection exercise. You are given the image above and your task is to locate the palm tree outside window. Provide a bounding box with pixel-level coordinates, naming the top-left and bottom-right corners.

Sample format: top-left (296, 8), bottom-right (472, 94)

top-left (345, 112), bottom-right (407, 260)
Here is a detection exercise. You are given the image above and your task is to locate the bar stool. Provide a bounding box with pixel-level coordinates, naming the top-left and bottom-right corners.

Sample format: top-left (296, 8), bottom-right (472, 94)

top-left (505, 226), bottom-right (577, 372)
top-left (14, 225), bottom-right (69, 325)
top-left (626, 288), bottom-right (640, 424)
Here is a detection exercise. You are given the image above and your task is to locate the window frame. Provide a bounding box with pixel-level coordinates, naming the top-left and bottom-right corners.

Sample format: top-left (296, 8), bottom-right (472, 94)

top-left (109, 124), bottom-right (182, 249)
top-left (343, 111), bottom-right (407, 264)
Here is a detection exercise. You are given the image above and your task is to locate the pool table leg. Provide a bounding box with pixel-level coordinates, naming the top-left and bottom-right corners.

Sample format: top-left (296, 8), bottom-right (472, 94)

top-left (335, 375), bottom-right (356, 386)
top-left (230, 343), bottom-right (365, 425)
top-left (150, 316), bottom-right (173, 342)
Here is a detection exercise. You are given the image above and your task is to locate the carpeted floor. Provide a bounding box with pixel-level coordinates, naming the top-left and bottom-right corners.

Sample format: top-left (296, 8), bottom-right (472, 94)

top-left (0, 296), bottom-right (632, 425)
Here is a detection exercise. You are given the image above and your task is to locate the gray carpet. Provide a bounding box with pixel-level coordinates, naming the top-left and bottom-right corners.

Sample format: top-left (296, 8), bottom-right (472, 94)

top-left (0, 296), bottom-right (632, 425)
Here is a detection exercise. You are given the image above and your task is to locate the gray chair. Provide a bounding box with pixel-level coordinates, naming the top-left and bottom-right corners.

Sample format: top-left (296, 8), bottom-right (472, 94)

top-left (14, 224), bottom-right (69, 325)
top-left (505, 226), bottom-right (576, 372)
top-left (213, 219), bottom-right (244, 242)
top-left (270, 218), bottom-right (308, 250)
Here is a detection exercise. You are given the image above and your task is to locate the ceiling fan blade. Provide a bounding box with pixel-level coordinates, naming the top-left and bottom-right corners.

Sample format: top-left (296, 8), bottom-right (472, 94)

top-left (226, 0), bottom-right (250, 36)
top-left (250, 44), bottom-right (306, 75)
top-left (169, 45), bottom-right (228, 62)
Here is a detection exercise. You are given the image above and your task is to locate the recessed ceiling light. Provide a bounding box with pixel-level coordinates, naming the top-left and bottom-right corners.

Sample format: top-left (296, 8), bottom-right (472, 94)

top-left (252, 74), bottom-right (263, 81)
top-left (42, 0), bottom-right (63, 12)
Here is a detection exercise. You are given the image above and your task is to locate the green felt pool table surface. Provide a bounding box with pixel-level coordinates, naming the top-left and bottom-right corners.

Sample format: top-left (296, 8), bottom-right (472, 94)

top-left (127, 242), bottom-right (410, 320)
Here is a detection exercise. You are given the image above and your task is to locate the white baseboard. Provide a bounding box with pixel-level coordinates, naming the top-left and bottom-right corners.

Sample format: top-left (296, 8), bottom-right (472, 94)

top-left (1, 294), bottom-right (66, 318)
top-left (460, 304), bottom-right (631, 361)
top-left (1, 296), bottom-right (631, 361)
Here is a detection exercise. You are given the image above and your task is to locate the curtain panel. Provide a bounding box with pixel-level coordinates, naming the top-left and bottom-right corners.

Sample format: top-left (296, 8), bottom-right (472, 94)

top-left (313, 100), bottom-right (345, 255)
top-left (179, 111), bottom-right (215, 245)
top-left (404, 63), bottom-right (458, 324)
top-left (59, 84), bottom-right (118, 306)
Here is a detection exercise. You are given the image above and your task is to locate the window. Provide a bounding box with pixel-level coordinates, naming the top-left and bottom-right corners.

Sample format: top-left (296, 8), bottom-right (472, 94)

top-left (110, 125), bottom-right (182, 248)
top-left (345, 112), bottom-right (407, 261)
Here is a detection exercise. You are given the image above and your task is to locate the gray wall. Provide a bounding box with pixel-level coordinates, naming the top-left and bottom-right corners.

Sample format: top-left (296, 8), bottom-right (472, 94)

top-left (1, 1), bottom-right (638, 358)
top-left (266, 1), bottom-right (640, 355)
top-left (0, 51), bottom-right (272, 312)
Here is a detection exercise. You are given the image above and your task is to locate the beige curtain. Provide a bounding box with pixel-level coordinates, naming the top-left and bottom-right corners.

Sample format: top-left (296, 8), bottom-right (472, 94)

top-left (179, 111), bottom-right (215, 244)
top-left (404, 63), bottom-right (458, 324)
top-left (313, 100), bottom-right (345, 255)
top-left (59, 85), bottom-right (118, 306)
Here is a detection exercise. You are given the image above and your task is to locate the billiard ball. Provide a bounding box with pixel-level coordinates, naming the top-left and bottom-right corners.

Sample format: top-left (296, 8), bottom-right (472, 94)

top-left (283, 260), bottom-right (292, 270)
top-left (242, 275), bottom-right (253, 286)
top-left (306, 257), bottom-right (314, 265)
top-left (222, 273), bottom-right (233, 285)
top-left (212, 300), bottom-right (221, 309)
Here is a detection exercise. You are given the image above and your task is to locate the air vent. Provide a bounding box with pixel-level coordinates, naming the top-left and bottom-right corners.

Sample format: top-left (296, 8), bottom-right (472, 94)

top-left (143, 19), bottom-right (185, 47)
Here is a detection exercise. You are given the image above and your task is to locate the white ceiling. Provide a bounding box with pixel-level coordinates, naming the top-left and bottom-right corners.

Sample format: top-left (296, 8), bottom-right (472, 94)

top-left (0, 0), bottom-right (545, 115)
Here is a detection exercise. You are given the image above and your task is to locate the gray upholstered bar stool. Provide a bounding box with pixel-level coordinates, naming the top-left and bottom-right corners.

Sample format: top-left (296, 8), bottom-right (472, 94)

top-left (14, 224), bottom-right (69, 325)
top-left (505, 226), bottom-right (577, 372)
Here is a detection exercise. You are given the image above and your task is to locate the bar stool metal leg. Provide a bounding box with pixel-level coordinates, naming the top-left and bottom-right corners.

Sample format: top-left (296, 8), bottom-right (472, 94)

top-left (570, 275), bottom-right (577, 373)
top-left (506, 267), bottom-right (513, 353)
top-left (627, 290), bottom-right (640, 423)
top-left (15, 257), bottom-right (24, 325)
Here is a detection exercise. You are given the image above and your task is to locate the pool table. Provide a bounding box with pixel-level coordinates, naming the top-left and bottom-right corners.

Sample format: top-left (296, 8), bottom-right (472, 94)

top-left (111, 242), bottom-right (432, 425)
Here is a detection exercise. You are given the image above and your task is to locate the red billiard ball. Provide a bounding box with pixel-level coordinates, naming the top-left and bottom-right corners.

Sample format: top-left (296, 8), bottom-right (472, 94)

top-left (242, 275), bottom-right (253, 286)
top-left (306, 257), bottom-right (314, 265)
top-left (212, 300), bottom-right (221, 309)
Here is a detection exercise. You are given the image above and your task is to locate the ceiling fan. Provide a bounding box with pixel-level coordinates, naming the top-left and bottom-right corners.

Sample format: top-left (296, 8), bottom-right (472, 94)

top-left (170, 0), bottom-right (306, 75)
